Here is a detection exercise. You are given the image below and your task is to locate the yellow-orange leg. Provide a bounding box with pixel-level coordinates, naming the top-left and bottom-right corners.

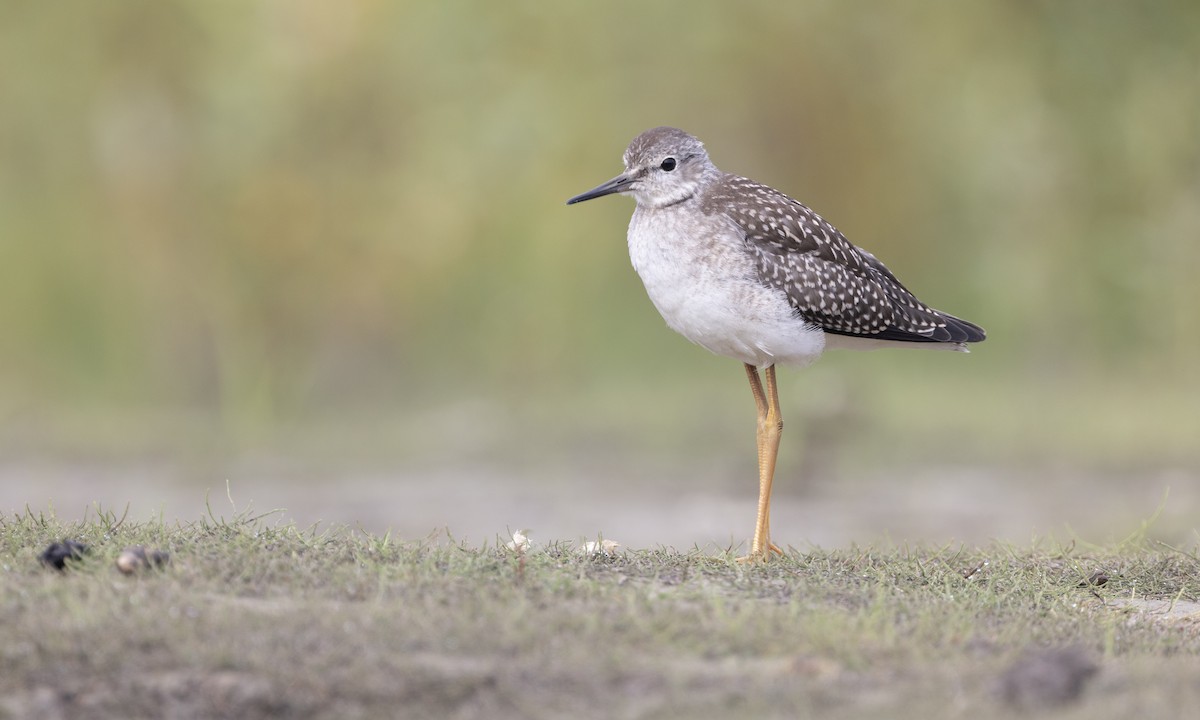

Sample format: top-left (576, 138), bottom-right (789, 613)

top-left (740, 363), bottom-right (785, 561)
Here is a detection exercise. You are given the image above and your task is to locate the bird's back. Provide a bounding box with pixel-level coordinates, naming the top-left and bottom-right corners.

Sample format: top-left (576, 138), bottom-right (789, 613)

top-left (703, 173), bottom-right (986, 348)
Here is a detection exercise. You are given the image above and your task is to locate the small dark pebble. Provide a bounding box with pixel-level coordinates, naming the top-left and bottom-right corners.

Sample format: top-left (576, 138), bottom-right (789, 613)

top-left (1000, 645), bottom-right (1098, 709)
top-left (40, 540), bottom-right (90, 571)
top-left (116, 546), bottom-right (170, 574)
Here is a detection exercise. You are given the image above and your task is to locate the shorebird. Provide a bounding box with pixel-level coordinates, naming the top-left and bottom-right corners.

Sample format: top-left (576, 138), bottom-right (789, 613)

top-left (566, 127), bottom-right (985, 560)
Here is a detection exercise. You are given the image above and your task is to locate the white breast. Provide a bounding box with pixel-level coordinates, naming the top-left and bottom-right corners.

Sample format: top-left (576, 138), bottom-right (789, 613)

top-left (627, 205), bottom-right (826, 369)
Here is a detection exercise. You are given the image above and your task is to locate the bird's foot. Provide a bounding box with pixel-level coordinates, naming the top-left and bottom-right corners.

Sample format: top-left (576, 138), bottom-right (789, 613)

top-left (737, 541), bottom-right (785, 563)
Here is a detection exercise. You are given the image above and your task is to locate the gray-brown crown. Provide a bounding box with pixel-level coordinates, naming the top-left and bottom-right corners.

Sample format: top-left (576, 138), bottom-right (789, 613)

top-left (623, 127), bottom-right (707, 168)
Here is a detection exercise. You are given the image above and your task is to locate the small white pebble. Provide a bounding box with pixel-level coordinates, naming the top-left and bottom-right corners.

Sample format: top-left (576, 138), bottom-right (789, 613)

top-left (577, 539), bottom-right (622, 556)
top-left (505, 529), bottom-right (531, 554)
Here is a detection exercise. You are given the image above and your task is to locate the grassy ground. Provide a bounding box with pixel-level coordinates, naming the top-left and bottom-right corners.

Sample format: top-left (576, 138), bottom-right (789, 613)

top-left (2, 504), bottom-right (1198, 720)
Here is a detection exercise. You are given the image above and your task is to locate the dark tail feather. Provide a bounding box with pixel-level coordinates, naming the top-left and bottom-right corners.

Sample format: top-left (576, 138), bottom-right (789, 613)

top-left (825, 312), bottom-right (986, 344)
top-left (940, 313), bottom-right (986, 343)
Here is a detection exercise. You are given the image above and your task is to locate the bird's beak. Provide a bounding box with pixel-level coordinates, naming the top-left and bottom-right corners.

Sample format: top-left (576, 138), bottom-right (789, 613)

top-left (566, 172), bottom-right (636, 205)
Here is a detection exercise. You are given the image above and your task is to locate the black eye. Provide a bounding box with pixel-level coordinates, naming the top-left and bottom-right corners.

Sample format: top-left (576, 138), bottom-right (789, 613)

top-left (660, 157), bottom-right (677, 172)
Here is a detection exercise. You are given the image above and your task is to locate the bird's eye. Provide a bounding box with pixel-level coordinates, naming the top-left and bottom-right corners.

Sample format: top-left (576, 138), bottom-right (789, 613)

top-left (660, 157), bottom-right (677, 172)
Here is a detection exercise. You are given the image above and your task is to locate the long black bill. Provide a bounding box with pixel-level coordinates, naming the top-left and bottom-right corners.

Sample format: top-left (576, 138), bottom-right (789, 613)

top-left (565, 173), bottom-right (635, 205)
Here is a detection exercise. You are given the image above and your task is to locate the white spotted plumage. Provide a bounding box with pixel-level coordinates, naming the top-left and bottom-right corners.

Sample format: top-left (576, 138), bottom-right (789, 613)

top-left (576, 127), bottom-right (985, 368)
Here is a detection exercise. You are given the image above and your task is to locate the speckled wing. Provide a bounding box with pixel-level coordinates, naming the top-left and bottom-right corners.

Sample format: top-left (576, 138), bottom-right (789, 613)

top-left (708, 175), bottom-right (985, 344)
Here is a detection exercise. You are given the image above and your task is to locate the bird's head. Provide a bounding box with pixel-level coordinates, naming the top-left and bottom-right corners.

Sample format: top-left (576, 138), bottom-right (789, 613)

top-left (567, 127), bottom-right (718, 209)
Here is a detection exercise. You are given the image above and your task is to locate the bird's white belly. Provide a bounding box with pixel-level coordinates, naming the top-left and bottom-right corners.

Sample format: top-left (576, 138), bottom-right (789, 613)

top-left (628, 209), bottom-right (826, 369)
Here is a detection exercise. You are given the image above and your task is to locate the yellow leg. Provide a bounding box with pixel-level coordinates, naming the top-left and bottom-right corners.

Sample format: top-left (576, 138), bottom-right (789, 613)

top-left (740, 363), bottom-right (785, 561)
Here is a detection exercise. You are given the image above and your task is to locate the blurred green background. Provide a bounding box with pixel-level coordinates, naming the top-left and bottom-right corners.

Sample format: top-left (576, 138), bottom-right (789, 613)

top-left (1, 1), bottom-right (1197, 544)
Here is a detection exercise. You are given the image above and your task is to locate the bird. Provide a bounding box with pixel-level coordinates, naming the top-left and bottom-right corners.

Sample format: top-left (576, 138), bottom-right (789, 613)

top-left (565, 127), bottom-right (986, 561)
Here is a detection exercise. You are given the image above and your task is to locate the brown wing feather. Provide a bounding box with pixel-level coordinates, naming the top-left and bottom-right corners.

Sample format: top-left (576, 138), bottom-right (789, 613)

top-left (704, 175), bottom-right (985, 344)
